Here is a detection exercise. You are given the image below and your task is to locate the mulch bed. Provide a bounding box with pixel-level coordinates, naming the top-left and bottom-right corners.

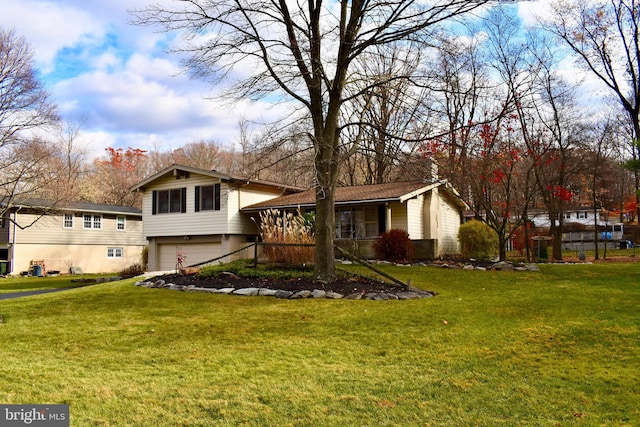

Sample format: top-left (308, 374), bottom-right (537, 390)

top-left (155, 273), bottom-right (414, 296)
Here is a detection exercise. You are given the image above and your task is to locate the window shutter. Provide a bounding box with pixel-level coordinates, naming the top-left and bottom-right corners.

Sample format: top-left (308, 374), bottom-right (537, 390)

top-left (152, 191), bottom-right (157, 215)
top-left (181, 188), bottom-right (187, 213)
top-left (195, 186), bottom-right (200, 212)
top-left (214, 183), bottom-right (221, 211)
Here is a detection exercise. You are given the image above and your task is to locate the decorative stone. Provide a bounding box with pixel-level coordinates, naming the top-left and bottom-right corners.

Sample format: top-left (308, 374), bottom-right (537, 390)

top-left (475, 266), bottom-right (487, 271)
top-left (233, 288), bottom-right (260, 296)
top-left (213, 288), bottom-right (235, 294)
top-left (463, 264), bottom-right (474, 270)
top-left (153, 279), bottom-right (166, 287)
top-left (291, 290), bottom-right (312, 299)
top-left (396, 291), bottom-right (422, 300)
top-left (325, 291), bottom-right (344, 299)
top-left (344, 292), bottom-right (363, 300)
top-left (168, 284), bottom-right (184, 290)
top-left (311, 289), bottom-right (326, 299)
top-left (258, 288), bottom-right (279, 297)
top-left (275, 290), bottom-right (294, 299)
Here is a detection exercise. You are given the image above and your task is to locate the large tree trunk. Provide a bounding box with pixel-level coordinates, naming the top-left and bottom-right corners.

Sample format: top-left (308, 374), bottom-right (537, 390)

top-left (314, 184), bottom-right (336, 282)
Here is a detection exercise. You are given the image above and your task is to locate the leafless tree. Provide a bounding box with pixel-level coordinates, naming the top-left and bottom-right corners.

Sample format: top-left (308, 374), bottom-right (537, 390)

top-left (543, 0), bottom-right (640, 220)
top-left (132, 0), bottom-right (516, 280)
top-left (0, 27), bottom-right (59, 216)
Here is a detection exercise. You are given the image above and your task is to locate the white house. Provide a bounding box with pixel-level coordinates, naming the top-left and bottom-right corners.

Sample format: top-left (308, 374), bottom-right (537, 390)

top-left (0, 199), bottom-right (145, 275)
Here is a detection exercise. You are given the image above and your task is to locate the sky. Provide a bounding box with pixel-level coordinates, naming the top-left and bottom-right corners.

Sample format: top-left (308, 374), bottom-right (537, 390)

top-left (0, 0), bottom-right (554, 160)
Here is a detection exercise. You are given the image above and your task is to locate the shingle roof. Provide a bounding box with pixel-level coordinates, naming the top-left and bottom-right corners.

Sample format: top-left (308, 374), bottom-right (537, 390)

top-left (243, 181), bottom-right (446, 211)
top-left (2, 197), bottom-right (141, 215)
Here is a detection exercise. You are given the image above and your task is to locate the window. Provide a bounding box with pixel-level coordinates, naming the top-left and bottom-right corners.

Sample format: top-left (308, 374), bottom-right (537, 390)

top-left (336, 210), bottom-right (355, 239)
top-left (577, 211), bottom-right (587, 219)
top-left (195, 183), bottom-right (221, 211)
top-left (83, 214), bottom-right (102, 230)
top-left (336, 207), bottom-right (379, 239)
top-left (63, 214), bottom-right (74, 229)
top-left (152, 188), bottom-right (186, 214)
top-left (107, 247), bottom-right (123, 258)
top-left (116, 216), bottom-right (126, 231)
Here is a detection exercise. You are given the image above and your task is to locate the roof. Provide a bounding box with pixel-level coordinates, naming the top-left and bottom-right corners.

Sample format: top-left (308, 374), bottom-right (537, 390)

top-left (130, 164), bottom-right (304, 193)
top-left (242, 180), bottom-right (467, 211)
top-left (2, 198), bottom-right (142, 216)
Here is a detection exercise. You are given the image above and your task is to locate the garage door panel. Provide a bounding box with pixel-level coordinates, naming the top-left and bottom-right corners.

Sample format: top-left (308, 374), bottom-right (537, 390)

top-left (158, 243), bottom-right (222, 270)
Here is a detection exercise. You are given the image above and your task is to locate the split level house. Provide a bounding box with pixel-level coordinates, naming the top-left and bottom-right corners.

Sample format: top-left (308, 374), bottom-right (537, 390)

top-left (0, 199), bottom-right (145, 275)
top-left (131, 164), bottom-right (468, 271)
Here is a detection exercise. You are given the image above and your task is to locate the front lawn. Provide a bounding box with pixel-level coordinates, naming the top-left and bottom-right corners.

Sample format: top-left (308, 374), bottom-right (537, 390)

top-left (0, 263), bottom-right (638, 426)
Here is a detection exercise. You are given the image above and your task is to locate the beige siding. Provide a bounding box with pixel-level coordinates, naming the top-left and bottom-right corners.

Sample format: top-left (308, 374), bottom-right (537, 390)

top-left (440, 195), bottom-right (462, 254)
top-left (388, 202), bottom-right (408, 231)
top-left (141, 173), bottom-right (229, 237)
top-left (12, 212), bottom-right (144, 246)
top-left (405, 196), bottom-right (424, 239)
top-left (140, 174), bottom-right (287, 238)
top-left (11, 243), bottom-right (145, 274)
top-left (228, 185), bottom-right (287, 234)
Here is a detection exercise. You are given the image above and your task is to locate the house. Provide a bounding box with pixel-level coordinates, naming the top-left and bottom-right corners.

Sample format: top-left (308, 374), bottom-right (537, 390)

top-left (242, 180), bottom-right (468, 259)
top-left (130, 164), bottom-right (302, 271)
top-left (529, 206), bottom-right (607, 228)
top-left (0, 199), bottom-right (145, 275)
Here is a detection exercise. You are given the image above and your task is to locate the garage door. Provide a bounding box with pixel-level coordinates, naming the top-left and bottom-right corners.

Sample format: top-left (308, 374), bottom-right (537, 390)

top-left (158, 243), bottom-right (222, 270)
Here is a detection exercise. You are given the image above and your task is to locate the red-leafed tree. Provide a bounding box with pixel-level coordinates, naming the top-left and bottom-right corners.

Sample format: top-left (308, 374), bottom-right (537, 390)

top-left (463, 115), bottom-right (535, 261)
top-left (85, 147), bottom-right (148, 207)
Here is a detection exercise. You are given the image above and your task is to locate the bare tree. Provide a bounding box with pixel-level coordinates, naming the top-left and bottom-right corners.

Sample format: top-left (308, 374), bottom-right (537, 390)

top-left (543, 0), bottom-right (640, 220)
top-left (132, 0), bottom-right (515, 280)
top-left (0, 28), bottom-right (59, 214)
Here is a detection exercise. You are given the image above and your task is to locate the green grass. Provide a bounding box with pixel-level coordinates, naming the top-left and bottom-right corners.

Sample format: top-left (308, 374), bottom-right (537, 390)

top-left (0, 263), bottom-right (639, 426)
top-left (0, 274), bottom-right (118, 294)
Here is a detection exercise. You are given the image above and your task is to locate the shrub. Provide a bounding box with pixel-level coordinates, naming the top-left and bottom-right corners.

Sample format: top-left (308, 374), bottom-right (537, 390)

top-left (120, 263), bottom-right (145, 278)
top-left (372, 229), bottom-right (414, 262)
top-left (140, 246), bottom-right (149, 271)
top-left (258, 209), bottom-right (315, 265)
top-left (457, 220), bottom-right (499, 260)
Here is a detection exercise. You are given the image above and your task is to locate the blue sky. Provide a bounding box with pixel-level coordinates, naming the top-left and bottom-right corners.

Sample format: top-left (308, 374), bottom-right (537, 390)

top-left (0, 0), bottom-right (551, 159)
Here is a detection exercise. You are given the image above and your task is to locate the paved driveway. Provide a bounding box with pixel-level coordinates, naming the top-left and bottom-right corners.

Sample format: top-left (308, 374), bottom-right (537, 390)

top-left (0, 288), bottom-right (74, 300)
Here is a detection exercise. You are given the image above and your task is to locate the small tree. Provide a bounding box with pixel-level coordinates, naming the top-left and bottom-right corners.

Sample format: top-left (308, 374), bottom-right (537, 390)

top-left (458, 220), bottom-right (499, 260)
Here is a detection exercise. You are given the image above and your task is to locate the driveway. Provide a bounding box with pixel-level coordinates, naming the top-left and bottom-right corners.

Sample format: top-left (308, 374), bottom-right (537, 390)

top-left (0, 288), bottom-right (75, 300)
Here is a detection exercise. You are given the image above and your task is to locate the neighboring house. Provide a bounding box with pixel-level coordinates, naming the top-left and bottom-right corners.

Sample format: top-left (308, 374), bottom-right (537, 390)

top-left (243, 180), bottom-right (468, 259)
top-left (529, 206), bottom-right (607, 228)
top-left (0, 199), bottom-right (145, 275)
top-left (130, 164), bottom-right (302, 271)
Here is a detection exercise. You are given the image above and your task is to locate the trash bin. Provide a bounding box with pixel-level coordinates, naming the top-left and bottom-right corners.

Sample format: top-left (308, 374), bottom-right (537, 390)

top-left (33, 265), bottom-right (43, 277)
top-left (618, 240), bottom-right (628, 249)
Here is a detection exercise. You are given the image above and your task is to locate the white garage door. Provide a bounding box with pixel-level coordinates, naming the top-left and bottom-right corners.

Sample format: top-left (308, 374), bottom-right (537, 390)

top-left (158, 243), bottom-right (222, 270)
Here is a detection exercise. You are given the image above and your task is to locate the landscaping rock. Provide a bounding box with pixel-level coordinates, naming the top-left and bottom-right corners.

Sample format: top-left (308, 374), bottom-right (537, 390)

top-left (275, 290), bottom-right (294, 299)
top-left (291, 290), bottom-right (312, 299)
top-left (213, 288), bottom-right (235, 294)
top-left (325, 291), bottom-right (344, 299)
top-left (311, 289), bottom-right (326, 299)
top-left (233, 287), bottom-right (260, 296)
